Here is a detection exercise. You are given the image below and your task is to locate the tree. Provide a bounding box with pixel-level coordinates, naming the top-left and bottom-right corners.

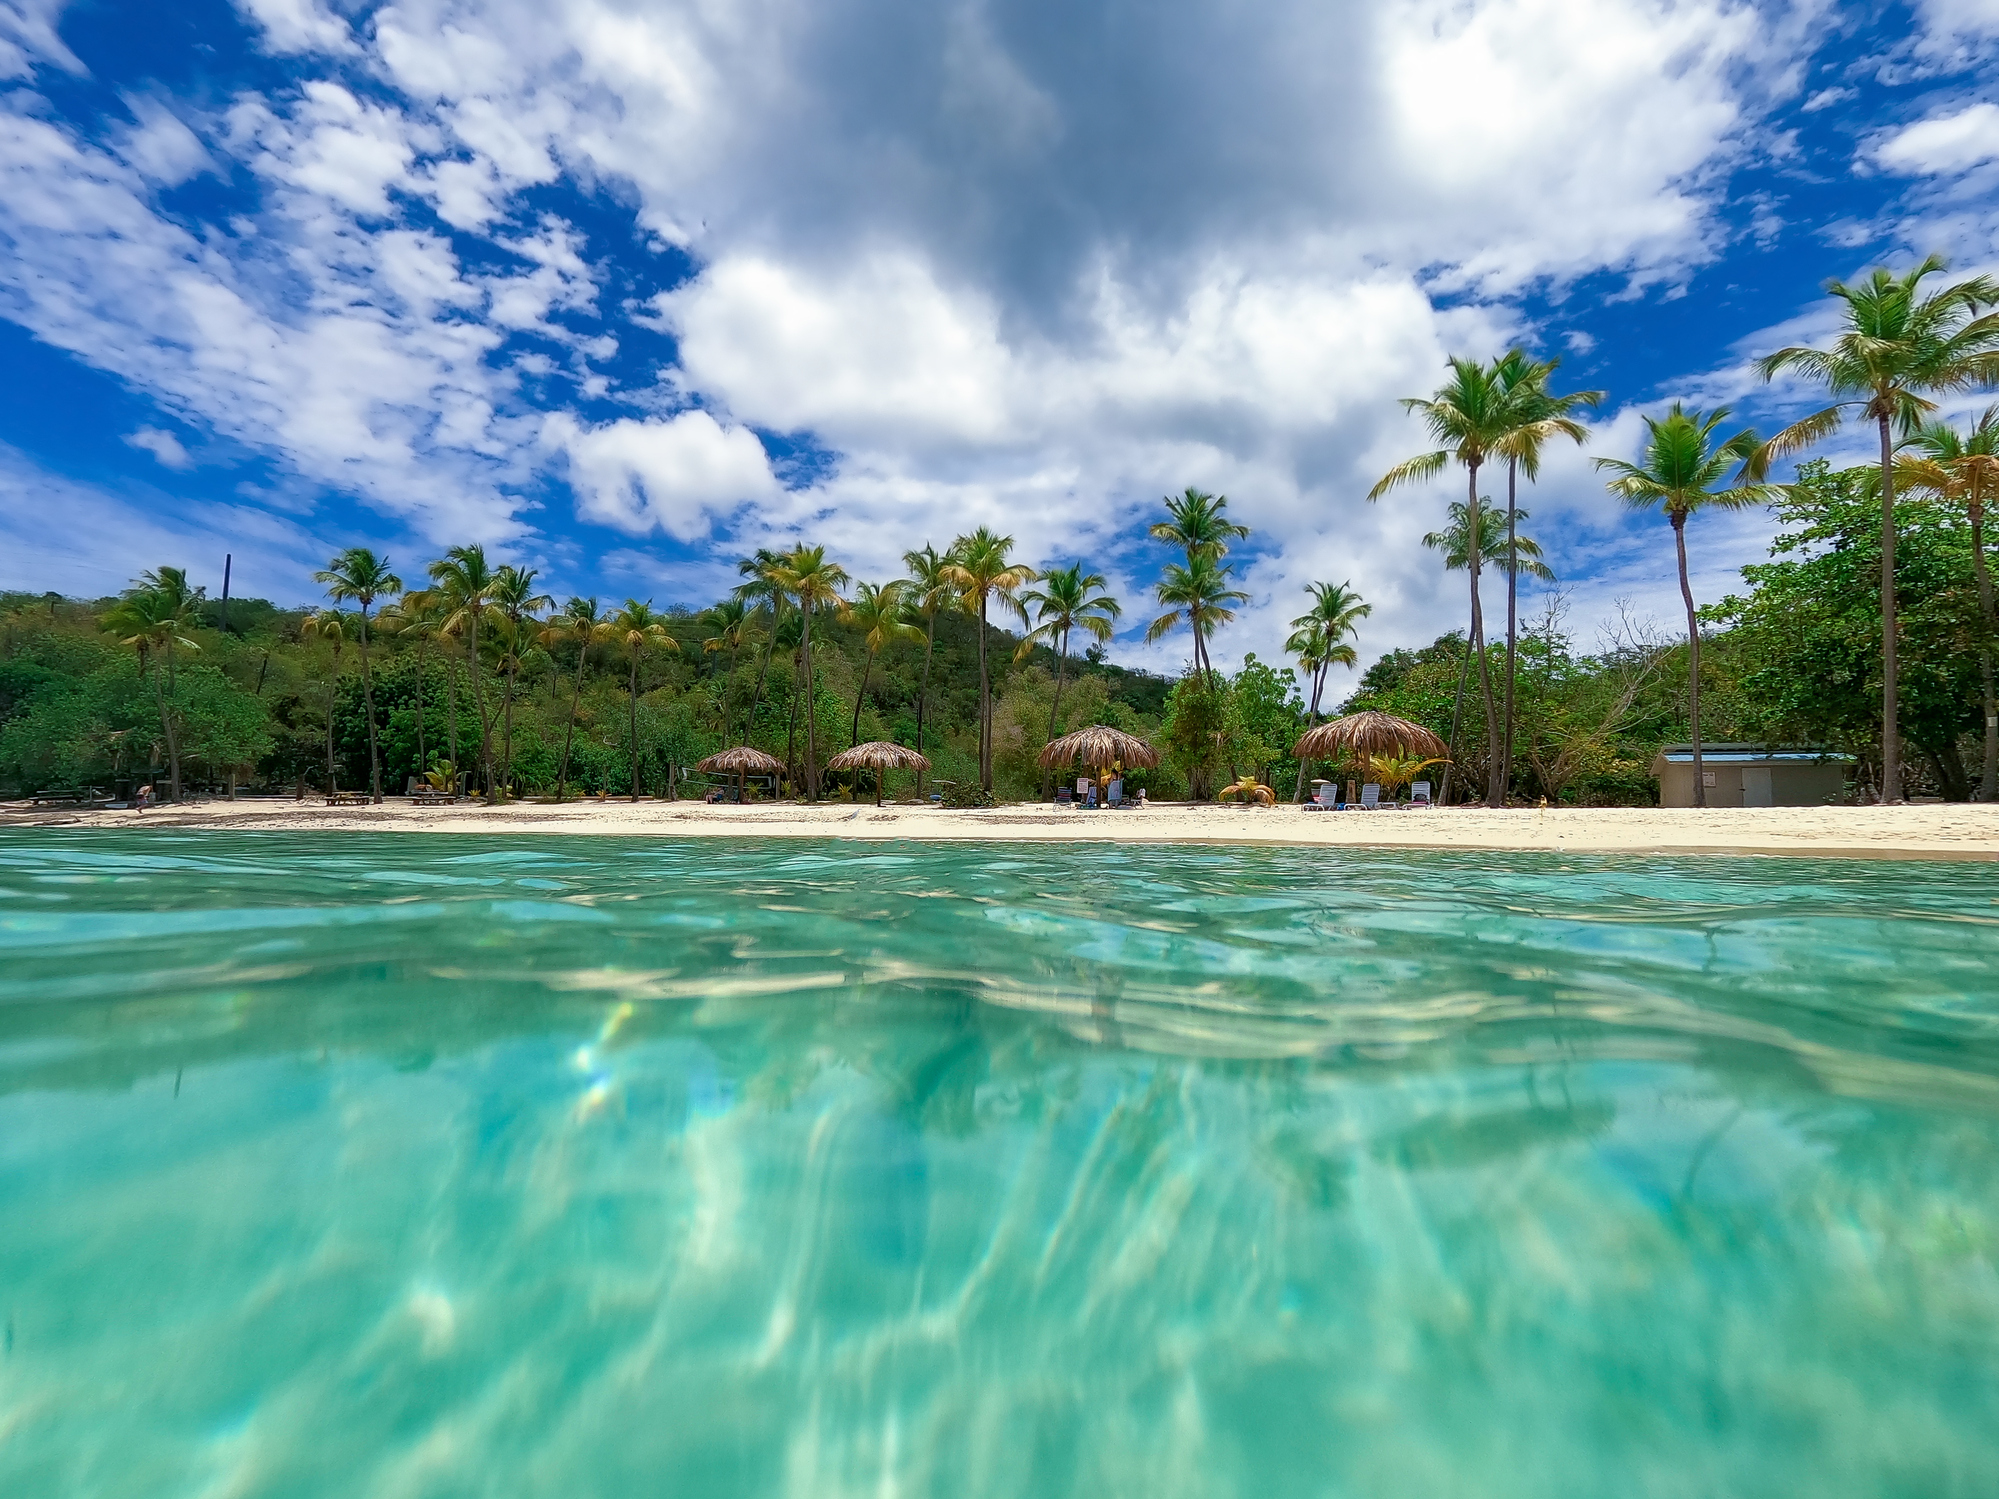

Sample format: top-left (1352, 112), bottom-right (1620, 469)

top-left (490, 564), bottom-right (552, 794)
top-left (427, 545), bottom-right (503, 798)
top-left (1371, 357), bottom-right (1516, 804)
top-left (300, 609), bottom-right (349, 792)
top-left (314, 548), bottom-right (403, 802)
top-left (701, 596), bottom-right (759, 743)
top-left (730, 549), bottom-right (791, 752)
top-left (605, 600), bottom-right (679, 800)
top-left (837, 580), bottom-right (923, 748)
top-left (943, 528), bottom-right (1036, 792)
top-left (1752, 256), bottom-right (1999, 802)
top-left (1894, 405), bottom-right (1999, 798)
top-left (100, 573), bottom-right (202, 800)
top-left (541, 596), bottom-right (604, 803)
top-left (380, 588), bottom-right (444, 781)
top-left (1149, 488), bottom-right (1250, 563)
top-left (1420, 499), bottom-right (1554, 801)
top-left (1147, 551), bottom-right (1249, 688)
top-left (1492, 352), bottom-right (1602, 793)
top-left (1016, 564), bottom-right (1120, 794)
top-left (1595, 404), bottom-right (1780, 807)
top-left (1286, 581), bottom-right (1369, 800)
top-left (769, 546), bottom-right (850, 798)
top-left (902, 541), bottom-right (959, 791)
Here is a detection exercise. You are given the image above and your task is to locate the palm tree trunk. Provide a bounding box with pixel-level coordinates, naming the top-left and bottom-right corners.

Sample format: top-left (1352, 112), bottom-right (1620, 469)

top-left (977, 595), bottom-right (992, 790)
top-left (556, 646), bottom-right (587, 802)
top-left (745, 618), bottom-right (778, 747)
top-left (851, 650), bottom-right (873, 746)
top-left (802, 599), bottom-right (819, 799)
top-left (784, 640), bottom-right (801, 793)
top-left (414, 636), bottom-right (428, 779)
top-left (1971, 499), bottom-right (1997, 801)
top-left (1502, 457), bottom-right (1519, 805)
top-left (1468, 463), bottom-right (1501, 806)
top-left (628, 654), bottom-right (641, 800)
top-left (161, 640), bottom-right (183, 800)
top-left (445, 653), bottom-right (460, 792)
top-left (502, 654), bottom-right (518, 796)
top-left (1441, 635), bottom-right (1472, 805)
top-left (916, 615), bottom-right (936, 796)
top-left (1042, 627), bottom-right (1070, 799)
top-left (357, 604), bottom-right (382, 802)
top-left (1674, 512), bottom-right (1706, 809)
top-left (325, 671), bottom-right (338, 793)
top-left (1294, 663), bottom-right (1326, 804)
top-left (141, 646), bottom-right (178, 803)
top-left (468, 620), bottom-right (495, 799)
top-left (1878, 412), bottom-right (1901, 803)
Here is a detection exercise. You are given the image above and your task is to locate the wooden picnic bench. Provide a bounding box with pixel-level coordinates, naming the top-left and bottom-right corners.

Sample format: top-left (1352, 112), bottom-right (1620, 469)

top-left (407, 792), bottom-right (459, 806)
top-left (30, 788), bottom-right (99, 807)
top-left (324, 793), bottom-right (372, 807)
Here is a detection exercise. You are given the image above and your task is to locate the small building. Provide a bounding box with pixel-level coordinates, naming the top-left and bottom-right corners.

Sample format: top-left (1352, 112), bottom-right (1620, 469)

top-left (1648, 744), bottom-right (1852, 807)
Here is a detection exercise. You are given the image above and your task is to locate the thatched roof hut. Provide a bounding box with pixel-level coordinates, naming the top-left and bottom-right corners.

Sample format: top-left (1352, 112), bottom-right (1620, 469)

top-left (1038, 725), bottom-right (1161, 772)
top-left (697, 745), bottom-right (785, 799)
top-left (825, 741), bottom-right (931, 805)
top-left (1292, 711), bottom-right (1447, 763)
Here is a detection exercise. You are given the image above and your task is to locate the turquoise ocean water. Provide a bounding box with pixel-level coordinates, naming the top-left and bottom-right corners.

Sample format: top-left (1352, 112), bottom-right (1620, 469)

top-left (1, 832), bottom-right (1996, 1497)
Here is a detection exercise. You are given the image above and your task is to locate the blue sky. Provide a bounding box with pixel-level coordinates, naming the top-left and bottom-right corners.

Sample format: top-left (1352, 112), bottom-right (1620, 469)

top-left (3, 0), bottom-right (1998, 671)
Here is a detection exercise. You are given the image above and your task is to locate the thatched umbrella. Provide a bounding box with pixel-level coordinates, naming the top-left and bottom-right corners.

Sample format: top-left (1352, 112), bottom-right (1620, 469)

top-left (825, 741), bottom-right (931, 806)
top-left (1038, 726), bottom-right (1160, 793)
top-left (697, 745), bottom-right (785, 800)
top-left (1292, 711), bottom-right (1448, 764)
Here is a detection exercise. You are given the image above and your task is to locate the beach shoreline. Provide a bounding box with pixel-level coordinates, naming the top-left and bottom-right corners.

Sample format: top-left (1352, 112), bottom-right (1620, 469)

top-left (7, 797), bottom-right (1998, 860)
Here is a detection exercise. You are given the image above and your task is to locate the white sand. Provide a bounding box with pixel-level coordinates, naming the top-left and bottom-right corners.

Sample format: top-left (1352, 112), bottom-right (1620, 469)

top-left (10, 795), bottom-right (1999, 859)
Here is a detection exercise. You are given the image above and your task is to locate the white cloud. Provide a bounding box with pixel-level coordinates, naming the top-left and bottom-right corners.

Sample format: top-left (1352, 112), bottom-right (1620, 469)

top-left (113, 96), bottom-right (215, 186)
top-left (1872, 102), bottom-right (1999, 176)
top-left (0, 0), bottom-right (83, 78)
top-left (234, 0), bottom-right (355, 56)
top-left (547, 409), bottom-right (780, 541)
top-left (125, 426), bottom-right (192, 469)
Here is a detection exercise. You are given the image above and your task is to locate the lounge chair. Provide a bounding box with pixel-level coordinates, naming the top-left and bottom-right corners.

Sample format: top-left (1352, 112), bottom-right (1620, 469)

top-left (1357, 783), bottom-right (1381, 810)
top-left (1302, 781), bottom-right (1338, 812)
top-left (1410, 780), bottom-right (1432, 808)
top-left (1107, 779), bottom-right (1124, 807)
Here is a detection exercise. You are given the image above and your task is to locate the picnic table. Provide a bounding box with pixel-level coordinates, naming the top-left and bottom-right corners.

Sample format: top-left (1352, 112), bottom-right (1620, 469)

top-left (30, 788), bottom-right (101, 807)
top-left (324, 793), bottom-right (372, 807)
top-left (408, 791), bottom-right (459, 806)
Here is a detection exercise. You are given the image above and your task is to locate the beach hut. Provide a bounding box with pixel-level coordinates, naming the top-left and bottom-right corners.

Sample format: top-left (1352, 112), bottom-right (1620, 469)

top-left (1292, 711), bottom-right (1448, 763)
top-left (1649, 744), bottom-right (1851, 807)
top-left (1038, 726), bottom-right (1160, 803)
top-left (696, 746), bottom-right (785, 801)
top-left (825, 741), bottom-right (931, 806)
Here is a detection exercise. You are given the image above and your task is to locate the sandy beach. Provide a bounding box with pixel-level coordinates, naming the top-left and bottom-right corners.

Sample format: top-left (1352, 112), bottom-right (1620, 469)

top-left (8, 795), bottom-right (1998, 859)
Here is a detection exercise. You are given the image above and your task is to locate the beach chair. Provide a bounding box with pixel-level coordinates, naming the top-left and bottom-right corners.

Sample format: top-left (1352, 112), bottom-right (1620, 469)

top-left (1107, 779), bottom-right (1124, 807)
top-left (1302, 781), bottom-right (1337, 812)
top-left (1054, 786), bottom-right (1073, 805)
top-left (1358, 783), bottom-right (1381, 810)
top-left (1410, 780), bottom-right (1432, 808)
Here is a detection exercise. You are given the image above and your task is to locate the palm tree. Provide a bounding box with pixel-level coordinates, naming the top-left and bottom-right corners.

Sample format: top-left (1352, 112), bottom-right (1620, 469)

top-left (943, 528), bottom-right (1036, 791)
top-left (1146, 550), bottom-right (1249, 686)
top-left (301, 609), bottom-right (350, 793)
top-left (701, 596), bottom-right (759, 742)
top-left (605, 599), bottom-right (679, 800)
top-left (731, 549), bottom-right (789, 748)
top-left (769, 546), bottom-right (850, 799)
top-left (1492, 352), bottom-right (1602, 791)
top-left (1752, 256), bottom-right (1999, 801)
top-left (380, 588), bottom-right (444, 784)
top-left (1016, 564), bottom-right (1121, 794)
top-left (101, 577), bottom-right (201, 800)
top-left (1421, 500), bottom-right (1555, 803)
top-left (490, 564), bottom-right (552, 794)
top-left (427, 545), bottom-right (503, 797)
top-left (541, 596), bottom-right (605, 802)
top-left (1371, 357), bottom-right (1514, 804)
top-left (1149, 488), bottom-right (1250, 561)
top-left (838, 580), bottom-right (923, 751)
top-left (314, 548), bottom-right (404, 802)
top-left (1596, 405), bottom-right (1780, 808)
top-left (902, 541), bottom-right (960, 788)
top-left (1286, 581), bottom-right (1370, 801)
top-left (1892, 405), bottom-right (1999, 798)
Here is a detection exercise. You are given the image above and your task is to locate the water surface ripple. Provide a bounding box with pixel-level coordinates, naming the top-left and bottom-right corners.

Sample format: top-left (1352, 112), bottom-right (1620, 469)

top-left (1, 832), bottom-right (1996, 1497)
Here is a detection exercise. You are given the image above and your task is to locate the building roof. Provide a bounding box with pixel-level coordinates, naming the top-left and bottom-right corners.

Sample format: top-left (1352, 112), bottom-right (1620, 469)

top-left (1647, 744), bottom-right (1853, 773)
